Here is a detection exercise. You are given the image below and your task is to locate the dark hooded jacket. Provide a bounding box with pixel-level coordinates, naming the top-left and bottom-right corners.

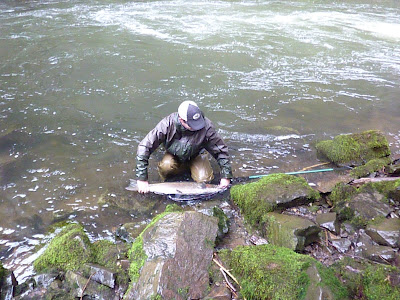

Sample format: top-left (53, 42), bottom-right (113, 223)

top-left (136, 112), bottom-right (232, 181)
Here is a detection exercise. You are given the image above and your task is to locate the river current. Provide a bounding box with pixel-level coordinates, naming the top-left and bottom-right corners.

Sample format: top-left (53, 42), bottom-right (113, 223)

top-left (1, 0), bottom-right (399, 282)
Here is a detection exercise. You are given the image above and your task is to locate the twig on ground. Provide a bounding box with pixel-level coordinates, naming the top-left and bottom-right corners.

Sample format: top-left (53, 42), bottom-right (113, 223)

top-left (80, 272), bottom-right (97, 300)
top-left (301, 162), bottom-right (330, 171)
top-left (220, 267), bottom-right (236, 292)
top-left (212, 258), bottom-right (240, 287)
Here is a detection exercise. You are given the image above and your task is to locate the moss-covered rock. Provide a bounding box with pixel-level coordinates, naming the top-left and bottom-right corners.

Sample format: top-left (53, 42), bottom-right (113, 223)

top-left (330, 256), bottom-right (400, 299)
top-left (218, 244), bottom-right (345, 300)
top-left (34, 223), bottom-right (93, 272)
top-left (263, 212), bottom-right (321, 251)
top-left (213, 206), bottom-right (230, 239)
top-left (350, 157), bottom-right (392, 178)
top-left (331, 180), bottom-right (400, 228)
top-left (231, 174), bottom-right (320, 230)
top-left (316, 130), bottom-right (390, 167)
top-left (360, 179), bottom-right (400, 203)
top-left (126, 210), bottom-right (218, 300)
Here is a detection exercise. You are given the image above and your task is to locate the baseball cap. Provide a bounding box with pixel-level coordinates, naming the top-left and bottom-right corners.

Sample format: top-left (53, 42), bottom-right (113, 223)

top-left (178, 101), bottom-right (205, 131)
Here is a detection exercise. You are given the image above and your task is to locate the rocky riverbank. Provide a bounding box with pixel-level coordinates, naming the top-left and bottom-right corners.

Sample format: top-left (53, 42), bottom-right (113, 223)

top-left (1, 130), bottom-right (400, 299)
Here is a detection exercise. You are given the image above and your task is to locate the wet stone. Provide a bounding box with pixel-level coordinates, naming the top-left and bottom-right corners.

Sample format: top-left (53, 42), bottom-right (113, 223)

top-left (33, 273), bottom-right (58, 289)
top-left (64, 270), bottom-right (114, 299)
top-left (362, 245), bottom-right (399, 264)
top-left (1, 270), bottom-right (17, 300)
top-left (204, 285), bottom-right (231, 300)
top-left (129, 211), bottom-right (219, 300)
top-left (115, 222), bottom-right (145, 243)
top-left (305, 263), bottom-right (334, 300)
top-left (365, 218), bottom-right (400, 248)
top-left (81, 263), bottom-right (116, 289)
top-left (330, 238), bottom-right (352, 254)
top-left (316, 212), bottom-right (339, 234)
top-left (349, 192), bottom-right (392, 220)
top-left (265, 212), bottom-right (321, 252)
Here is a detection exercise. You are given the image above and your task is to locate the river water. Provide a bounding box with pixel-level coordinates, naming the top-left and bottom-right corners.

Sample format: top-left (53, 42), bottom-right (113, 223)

top-left (1, 0), bottom-right (400, 281)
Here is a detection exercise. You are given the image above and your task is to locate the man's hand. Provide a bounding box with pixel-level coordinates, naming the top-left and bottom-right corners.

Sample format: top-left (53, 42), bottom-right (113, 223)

top-left (137, 180), bottom-right (150, 193)
top-left (219, 178), bottom-right (231, 189)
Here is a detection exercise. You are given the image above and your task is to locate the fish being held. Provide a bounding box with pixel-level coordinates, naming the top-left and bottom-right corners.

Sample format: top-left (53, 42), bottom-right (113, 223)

top-left (126, 179), bottom-right (227, 201)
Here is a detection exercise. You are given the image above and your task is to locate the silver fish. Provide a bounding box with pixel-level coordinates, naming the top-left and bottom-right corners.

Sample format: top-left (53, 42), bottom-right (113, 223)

top-left (126, 179), bottom-right (226, 201)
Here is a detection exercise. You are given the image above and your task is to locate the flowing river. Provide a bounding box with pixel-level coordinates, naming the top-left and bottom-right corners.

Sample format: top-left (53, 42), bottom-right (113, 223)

top-left (1, 0), bottom-right (400, 281)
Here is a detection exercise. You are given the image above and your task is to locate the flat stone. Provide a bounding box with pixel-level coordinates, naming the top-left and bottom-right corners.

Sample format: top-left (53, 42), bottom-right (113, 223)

top-left (362, 245), bottom-right (399, 264)
top-left (82, 263), bottom-right (116, 289)
top-left (349, 192), bottom-right (392, 220)
top-left (33, 273), bottom-right (58, 289)
top-left (64, 270), bottom-right (114, 300)
top-left (366, 218), bottom-right (400, 247)
top-left (264, 213), bottom-right (321, 251)
top-left (316, 212), bottom-right (339, 234)
top-left (330, 238), bottom-right (352, 253)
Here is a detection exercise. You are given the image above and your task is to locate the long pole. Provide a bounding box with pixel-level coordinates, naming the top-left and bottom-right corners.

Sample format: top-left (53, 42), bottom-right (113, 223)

top-left (248, 168), bottom-right (335, 179)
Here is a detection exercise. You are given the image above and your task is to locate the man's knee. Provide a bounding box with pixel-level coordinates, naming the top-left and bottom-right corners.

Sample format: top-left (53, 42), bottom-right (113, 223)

top-left (158, 153), bottom-right (179, 172)
top-left (190, 153), bottom-right (214, 183)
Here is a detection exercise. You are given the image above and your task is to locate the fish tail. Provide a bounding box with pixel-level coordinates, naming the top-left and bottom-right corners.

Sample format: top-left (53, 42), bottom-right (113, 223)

top-left (125, 179), bottom-right (138, 191)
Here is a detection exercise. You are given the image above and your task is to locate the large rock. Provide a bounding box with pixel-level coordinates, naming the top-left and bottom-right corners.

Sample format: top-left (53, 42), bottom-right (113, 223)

top-left (315, 130), bottom-right (390, 167)
top-left (218, 245), bottom-right (345, 300)
top-left (126, 211), bottom-right (218, 300)
top-left (231, 174), bottom-right (320, 229)
top-left (348, 192), bottom-right (392, 224)
top-left (264, 212), bottom-right (321, 251)
top-left (33, 223), bottom-right (93, 272)
top-left (366, 218), bottom-right (400, 248)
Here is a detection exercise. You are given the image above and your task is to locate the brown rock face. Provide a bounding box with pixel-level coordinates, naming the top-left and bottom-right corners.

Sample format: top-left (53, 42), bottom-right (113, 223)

top-left (131, 211), bottom-right (219, 300)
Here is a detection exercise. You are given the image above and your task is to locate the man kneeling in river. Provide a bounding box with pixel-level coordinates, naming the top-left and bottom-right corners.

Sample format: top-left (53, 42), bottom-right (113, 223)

top-left (135, 101), bottom-right (233, 193)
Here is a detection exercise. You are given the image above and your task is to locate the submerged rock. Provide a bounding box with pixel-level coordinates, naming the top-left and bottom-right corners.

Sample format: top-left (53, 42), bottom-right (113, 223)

top-left (315, 130), bottom-right (390, 167)
top-left (126, 211), bottom-right (218, 300)
top-left (264, 212), bottom-right (321, 252)
top-left (98, 188), bottom-right (157, 216)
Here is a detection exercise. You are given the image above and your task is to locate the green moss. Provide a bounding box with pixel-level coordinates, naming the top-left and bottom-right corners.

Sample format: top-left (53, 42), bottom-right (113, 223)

top-left (329, 256), bottom-right (400, 299)
top-left (219, 244), bottom-right (314, 300)
top-left (316, 130), bottom-right (390, 166)
top-left (165, 203), bottom-right (183, 213)
top-left (315, 262), bottom-right (349, 300)
top-left (262, 214), bottom-right (298, 250)
top-left (350, 157), bottom-right (392, 178)
top-left (231, 174), bottom-right (320, 230)
top-left (330, 183), bottom-right (357, 206)
top-left (213, 206), bottom-right (230, 235)
top-left (363, 265), bottom-right (400, 299)
top-left (360, 179), bottom-right (400, 200)
top-left (33, 223), bottom-right (92, 273)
